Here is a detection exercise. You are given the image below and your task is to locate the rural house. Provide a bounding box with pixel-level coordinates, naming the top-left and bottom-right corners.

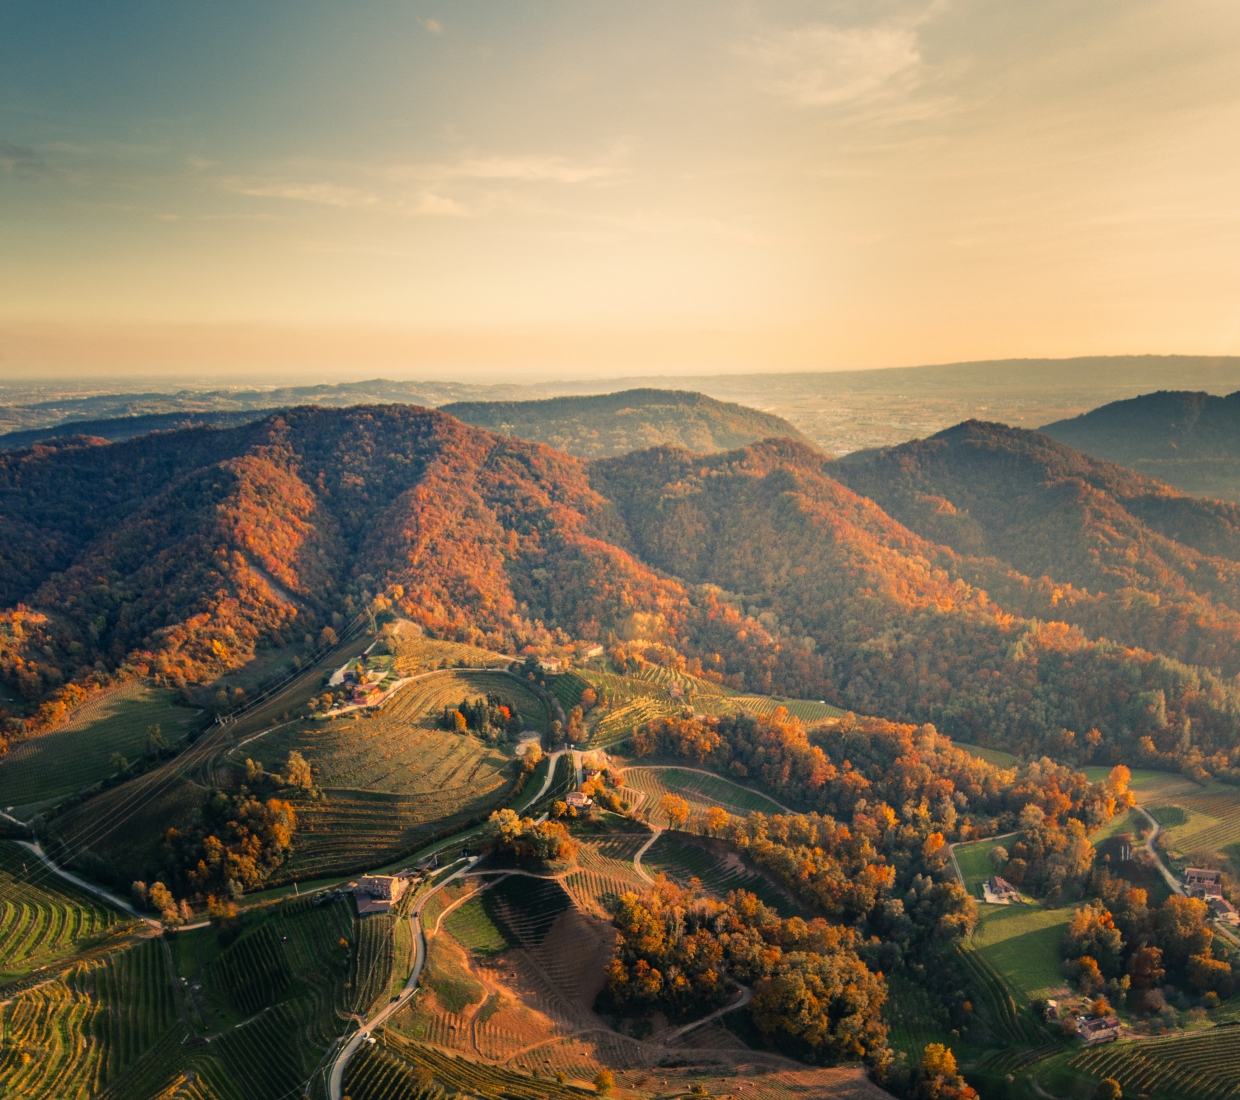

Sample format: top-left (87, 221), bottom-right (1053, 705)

top-left (1184, 868), bottom-right (1224, 899)
top-left (1076, 1015), bottom-right (1121, 1044)
top-left (988, 875), bottom-right (1020, 902)
top-left (565, 791), bottom-right (592, 809)
top-left (353, 874), bottom-right (409, 914)
top-left (1209, 897), bottom-right (1239, 924)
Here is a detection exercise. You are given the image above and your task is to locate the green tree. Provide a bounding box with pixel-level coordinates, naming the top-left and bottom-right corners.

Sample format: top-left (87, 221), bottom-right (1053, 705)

top-left (146, 723), bottom-right (167, 754)
top-left (109, 752), bottom-right (128, 772)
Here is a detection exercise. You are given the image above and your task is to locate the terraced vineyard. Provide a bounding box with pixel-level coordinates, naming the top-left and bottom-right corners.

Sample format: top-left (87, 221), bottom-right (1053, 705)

top-left (882, 974), bottom-right (954, 1060)
top-left (0, 682), bottom-right (199, 817)
top-left (954, 943), bottom-right (1045, 1046)
top-left (563, 834), bottom-right (648, 916)
top-left (344, 1039), bottom-right (445, 1100)
top-left (0, 841), bottom-right (131, 982)
top-left (250, 670), bottom-right (543, 792)
top-left (0, 935), bottom-right (178, 1100)
top-left (1143, 777), bottom-right (1240, 860)
top-left (641, 832), bottom-right (800, 915)
top-left (381, 1033), bottom-right (593, 1100)
top-left (623, 766), bottom-right (787, 822)
top-left (205, 922), bottom-right (293, 1016)
top-left (1069, 1026), bottom-right (1240, 1100)
top-left (730, 695), bottom-right (845, 723)
top-left (391, 636), bottom-right (513, 675)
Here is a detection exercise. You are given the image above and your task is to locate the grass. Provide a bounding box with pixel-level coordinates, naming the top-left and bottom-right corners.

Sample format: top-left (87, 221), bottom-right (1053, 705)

top-left (444, 895), bottom-right (511, 956)
top-left (422, 935), bottom-right (485, 1013)
top-left (972, 903), bottom-right (1074, 1003)
top-left (0, 683), bottom-right (196, 817)
top-left (952, 835), bottom-right (1011, 896)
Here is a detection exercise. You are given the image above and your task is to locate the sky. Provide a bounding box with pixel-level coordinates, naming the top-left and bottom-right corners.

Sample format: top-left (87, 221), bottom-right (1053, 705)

top-left (1, 0), bottom-right (1239, 381)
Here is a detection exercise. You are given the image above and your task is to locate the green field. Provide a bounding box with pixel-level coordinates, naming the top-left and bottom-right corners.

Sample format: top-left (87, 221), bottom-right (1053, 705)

top-left (972, 903), bottom-right (1074, 1003)
top-left (0, 683), bottom-right (197, 817)
top-left (952, 835), bottom-right (1012, 897)
top-left (1075, 767), bottom-right (1240, 872)
top-left (247, 670), bottom-right (543, 792)
top-left (444, 893), bottom-right (511, 956)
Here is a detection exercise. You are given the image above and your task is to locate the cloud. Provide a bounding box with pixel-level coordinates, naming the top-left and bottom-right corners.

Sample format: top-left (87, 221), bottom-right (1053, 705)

top-left (0, 140), bottom-right (46, 175)
top-left (218, 173), bottom-right (468, 217)
top-left (745, 22), bottom-right (922, 108)
top-left (385, 150), bottom-right (626, 187)
top-left (419, 17), bottom-right (442, 34)
top-left (222, 178), bottom-right (381, 208)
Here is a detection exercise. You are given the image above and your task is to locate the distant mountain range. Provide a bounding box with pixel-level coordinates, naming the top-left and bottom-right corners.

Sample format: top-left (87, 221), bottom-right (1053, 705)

top-left (5, 404), bottom-right (1240, 778)
top-left (1042, 389), bottom-right (1240, 502)
top-left (443, 389), bottom-right (807, 458)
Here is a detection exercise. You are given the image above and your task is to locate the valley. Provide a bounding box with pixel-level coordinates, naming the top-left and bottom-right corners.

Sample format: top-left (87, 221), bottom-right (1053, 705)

top-left (3, 395), bottom-right (1240, 1100)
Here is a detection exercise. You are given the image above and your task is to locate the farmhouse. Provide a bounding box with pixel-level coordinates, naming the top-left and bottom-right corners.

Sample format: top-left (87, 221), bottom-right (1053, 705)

top-left (580, 644), bottom-right (604, 658)
top-left (1076, 1015), bottom-right (1121, 1044)
top-left (988, 875), bottom-right (1020, 901)
top-left (353, 873), bottom-right (409, 914)
top-left (538, 656), bottom-right (563, 672)
top-left (565, 791), bottom-right (592, 809)
top-left (1184, 868), bottom-right (1224, 899)
top-left (1209, 897), bottom-right (1239, 924)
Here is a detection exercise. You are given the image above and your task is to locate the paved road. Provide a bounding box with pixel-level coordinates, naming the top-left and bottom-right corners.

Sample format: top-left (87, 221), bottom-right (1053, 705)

top-left (16, 839), bottom-right (161, 928)
top-left (327, 857), bottom-right (479, 1100)
top-left (1134, 805), bottom-right (1184, 897)
top-left (632, 828), bottom-right (663, 883)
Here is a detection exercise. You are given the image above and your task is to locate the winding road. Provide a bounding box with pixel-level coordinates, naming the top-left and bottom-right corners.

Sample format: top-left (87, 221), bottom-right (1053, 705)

top-left (327, 856), bottom-right (480, 1100)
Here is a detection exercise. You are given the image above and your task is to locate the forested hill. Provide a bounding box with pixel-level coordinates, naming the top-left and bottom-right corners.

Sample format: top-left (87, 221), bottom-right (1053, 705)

top-left (1041, 389), bottom-right (1240, 502)
top-left (441, 388), bottom-right (808, 458)
top-left (5, 405), bottom-right (1240, 781)
top-left (832, 420), bottom-right (1240, 674)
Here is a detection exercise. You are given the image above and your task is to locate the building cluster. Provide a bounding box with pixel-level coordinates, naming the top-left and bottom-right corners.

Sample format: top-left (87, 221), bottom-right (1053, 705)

top-left (986, 874), bottom-right (1020, 902)
top-left (1183, 867), bottom-right (1238, 924)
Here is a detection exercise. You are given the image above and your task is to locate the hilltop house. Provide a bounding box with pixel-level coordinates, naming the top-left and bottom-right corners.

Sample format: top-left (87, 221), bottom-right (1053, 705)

top-left (353, 873), bottom-right (410, 915)
top-left (988, 875), bottom-right (1020, 902)
top-left (1184, 868), bottom-right (1224, 899)
top-left (1076, 1015), bottom-right (1121, 1044)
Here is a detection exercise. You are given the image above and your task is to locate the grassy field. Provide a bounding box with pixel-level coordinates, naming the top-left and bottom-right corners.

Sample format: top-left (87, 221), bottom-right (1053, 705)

top-left (953, 835), bottom-right (1011, 896)
top-left (1078, 766), bottom-right (1240, 872)
top-left (444, 893), bottom-right (511, 956)
top-left (0, 683), bottom-right (197, 817)
top-left (972, 903), bottom-right (1074, 1003)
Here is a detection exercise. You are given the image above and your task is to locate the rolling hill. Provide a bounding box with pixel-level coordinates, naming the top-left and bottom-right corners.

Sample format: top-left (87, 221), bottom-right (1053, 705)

top-left (5, 405), bottom-right (1240, 777)
top-left (1042, 389), bottom-right (1240, 502)
top-left (441, 388), bottom-right (809, 458)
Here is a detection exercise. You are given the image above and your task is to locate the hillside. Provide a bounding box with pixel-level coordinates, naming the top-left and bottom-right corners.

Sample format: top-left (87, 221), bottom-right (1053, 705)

top-left (441, 388), bottom-right (808, 458)
top-left (832, 420), bottom-right (1240, 674)
top-left (1042, 389), bottom-right (1240, 501)
top-left (6, 406), bottom-right (1240, 777)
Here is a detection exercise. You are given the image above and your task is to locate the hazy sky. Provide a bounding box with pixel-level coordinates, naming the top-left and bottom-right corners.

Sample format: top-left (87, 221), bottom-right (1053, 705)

top-left (2, 1), bottom-right (1239, 380)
